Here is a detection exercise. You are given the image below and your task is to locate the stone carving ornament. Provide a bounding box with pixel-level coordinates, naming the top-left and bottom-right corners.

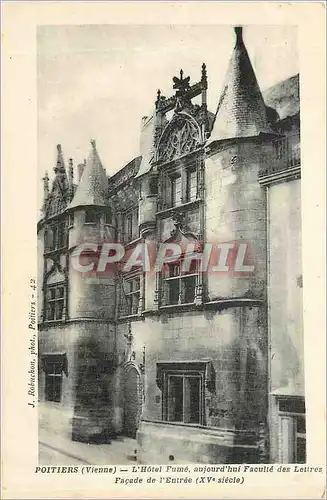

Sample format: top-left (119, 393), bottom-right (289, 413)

top-left (157, 113), bottom-right (201, 163)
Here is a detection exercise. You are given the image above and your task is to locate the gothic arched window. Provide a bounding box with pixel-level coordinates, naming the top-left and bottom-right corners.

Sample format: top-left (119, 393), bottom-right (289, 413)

top-left (157, 114), bottom-right (201, 163)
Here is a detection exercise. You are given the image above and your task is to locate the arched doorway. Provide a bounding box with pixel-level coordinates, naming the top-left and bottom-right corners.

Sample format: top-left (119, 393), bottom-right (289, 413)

top-left (122, 363), bottom-right (143, 438)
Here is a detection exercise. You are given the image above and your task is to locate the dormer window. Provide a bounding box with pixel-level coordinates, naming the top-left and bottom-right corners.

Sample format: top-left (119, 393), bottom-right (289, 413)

top-left (85, 208), bottom-right (98, 224)
top-left (161, 157), bottom-right (201, 210)
top-left (171, 175), bottom-right (182, 207)
top-left (186, 168), bottom-right (197, 202)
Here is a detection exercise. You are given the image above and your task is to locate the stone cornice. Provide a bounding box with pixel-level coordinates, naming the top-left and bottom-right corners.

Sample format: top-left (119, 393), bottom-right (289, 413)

top-left (258, 165), bottom-right (301, 186)
top-left (142, 297), bottom-right (264, 317)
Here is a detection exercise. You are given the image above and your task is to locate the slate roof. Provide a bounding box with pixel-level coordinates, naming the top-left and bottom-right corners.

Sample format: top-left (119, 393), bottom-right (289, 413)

top-left (135, 114), bottom-right (156, 179)
top-left (68, 140), bottom-right (108, 209)
top-left (208, 26), bottom-right (272, 143)
top-left (263, 74), bottom-right (300, 121)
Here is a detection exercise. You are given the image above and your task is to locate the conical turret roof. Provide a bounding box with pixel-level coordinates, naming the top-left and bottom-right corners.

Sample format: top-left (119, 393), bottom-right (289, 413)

top-left (68, 140), bottom-right (107, 209)
top-left (208, 26), bottom-right (272, 144)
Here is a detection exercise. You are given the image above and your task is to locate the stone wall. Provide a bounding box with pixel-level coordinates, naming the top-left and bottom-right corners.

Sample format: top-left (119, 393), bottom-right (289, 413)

top-left (132, 305), bottom-right (267, 462)
top-left (38, 320), bottom-right (116, 441)
top-left (268, 178), bottom-right (303, 393)
top-left (68, 208), bottom-right (117, 321)
top-left (205, 140), bottom-right (269, 301)
top-left (137, 420), bottom-right (260, 464)
top-left (268, 178), bottom-right (303, 461)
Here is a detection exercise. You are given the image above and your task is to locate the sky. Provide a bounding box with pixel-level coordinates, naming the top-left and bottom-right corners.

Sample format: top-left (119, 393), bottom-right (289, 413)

top-left (37, 24), bottom-right (299, 204)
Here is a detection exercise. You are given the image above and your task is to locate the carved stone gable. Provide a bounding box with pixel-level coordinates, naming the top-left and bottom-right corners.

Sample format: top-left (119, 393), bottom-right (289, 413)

top-left (45, 179), bottom-right (69, 218)
top-left (157, 113), bottom-right (201, 163)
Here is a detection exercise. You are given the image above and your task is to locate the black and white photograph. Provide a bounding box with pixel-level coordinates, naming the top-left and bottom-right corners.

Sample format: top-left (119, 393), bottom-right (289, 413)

top-left (37, 23), bottom-right (305, 465)
top-left (1, 2), bottom-right (326, 499)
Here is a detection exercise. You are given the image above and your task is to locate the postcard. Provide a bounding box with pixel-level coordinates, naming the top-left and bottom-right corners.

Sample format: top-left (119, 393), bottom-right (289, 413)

top-left (1, 2), bottom-right (326, 498)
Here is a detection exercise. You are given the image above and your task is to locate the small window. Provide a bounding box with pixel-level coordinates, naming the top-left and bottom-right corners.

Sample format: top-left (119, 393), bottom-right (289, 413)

top-left (186, 169), bottom-right (197, 202)
top-left (45, 284), bottom-right (65, 321)
top-left (45, 220), bottom-right (68, 252)
top-left (149, 177), bottom-right (158, 195)
top-left (121, 275), bottom-right (140, 316)
top-left (68, 213), bottom-right (74, 227)
top-left (162, 258), bottom-right (197, 306)
top-left (85, 208), bottom-right (98, 224)
top-left (279, 399), bottom-right (305, 414)
top-left (105, 210), bottom-right (112, 225)
top-left (42, 354), bottom-right (68, 403)
top-left (163, 371), bottom-right (202, 424)
top-left (125, 213), bottom-right (133, 241)
top-left (57, 221), bottom-right (65, 249)
top-left (171, 175), bottom-right (182, 207)
top-left (157, 361), bottom-right (215, 426)
top-left (44, 230), bottom-right (50, 251)
top-left (124, 208), bottom-right (139, 242)
top-left (278, 396), bottom-right (306, 464)
top-left (52, 226), bottom-right (58, 248)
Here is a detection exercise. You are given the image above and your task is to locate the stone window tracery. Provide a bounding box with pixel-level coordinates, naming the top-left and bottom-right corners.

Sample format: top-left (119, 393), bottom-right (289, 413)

top-left (157, 114), bottom-right (201, 163)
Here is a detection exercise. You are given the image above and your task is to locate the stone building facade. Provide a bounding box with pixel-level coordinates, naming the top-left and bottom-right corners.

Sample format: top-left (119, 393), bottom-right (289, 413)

top-left (37, 27), bottom-right (304, 463)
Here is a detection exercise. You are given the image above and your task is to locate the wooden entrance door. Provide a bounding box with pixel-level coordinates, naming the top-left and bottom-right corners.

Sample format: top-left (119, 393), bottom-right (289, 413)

top-left (123, 364), bottom-right (142, 438)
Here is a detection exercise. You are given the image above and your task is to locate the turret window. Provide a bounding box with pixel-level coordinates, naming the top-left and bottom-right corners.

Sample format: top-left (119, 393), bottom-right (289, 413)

top-left (45, 284), bottom-right (65, 321)
top-left (42, 353), bottom-right (68, 403)
top-left (45, 220), bottom-right (67, 252)
top-left (68, 213), bottom-right (74, 227)
top-left (149, 177), bottom-right (158, 195)
top-left (85, 208), bottom-right (98, 224)
top-left (105, 210), bottom-right (112, 225)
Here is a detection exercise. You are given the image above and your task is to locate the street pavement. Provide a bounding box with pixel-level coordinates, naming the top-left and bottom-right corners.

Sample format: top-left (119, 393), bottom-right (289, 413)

top-left (39, 442), bottom-right (87, 465)
top-left (39, 427), bottom-right (138, 465)
top-left (39, 404), bottom-right (138, 465)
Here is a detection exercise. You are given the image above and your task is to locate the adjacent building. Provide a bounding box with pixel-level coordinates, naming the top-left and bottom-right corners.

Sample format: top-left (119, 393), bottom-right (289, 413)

top-left (37, 26), bottom-right (304, 463)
